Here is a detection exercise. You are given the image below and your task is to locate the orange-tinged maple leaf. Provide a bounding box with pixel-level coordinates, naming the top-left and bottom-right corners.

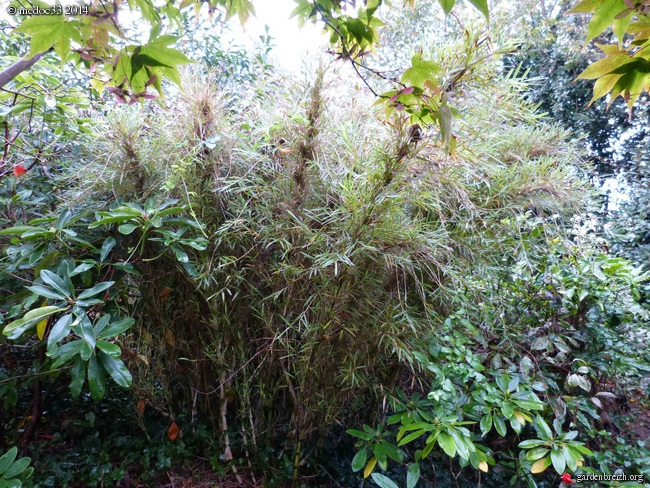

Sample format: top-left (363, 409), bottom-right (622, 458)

top-left (13, 164), bottom-right (27, 177)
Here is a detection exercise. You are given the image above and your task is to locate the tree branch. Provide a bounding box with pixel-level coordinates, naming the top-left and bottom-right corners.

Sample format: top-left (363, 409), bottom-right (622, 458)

top-left (0, 50), bottom-right (50, 89)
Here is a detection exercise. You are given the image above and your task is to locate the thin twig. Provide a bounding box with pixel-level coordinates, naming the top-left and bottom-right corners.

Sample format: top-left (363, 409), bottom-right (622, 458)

top-left (0, 366), bottom-right (72, 385)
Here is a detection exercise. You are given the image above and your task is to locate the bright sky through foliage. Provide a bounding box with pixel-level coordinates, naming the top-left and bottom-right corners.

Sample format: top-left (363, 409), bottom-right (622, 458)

top-left (232, 0), bottom-right (327, 72)
top-left (0, 0), bottom-right (327, 73)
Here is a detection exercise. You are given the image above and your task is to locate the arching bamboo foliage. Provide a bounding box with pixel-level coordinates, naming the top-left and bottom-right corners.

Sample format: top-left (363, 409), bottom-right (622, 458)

top-left (37, 28), bottom-right (604, 477)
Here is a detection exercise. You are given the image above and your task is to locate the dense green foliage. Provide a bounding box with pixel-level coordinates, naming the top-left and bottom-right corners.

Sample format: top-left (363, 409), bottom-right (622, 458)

top-left (499, 1), bottom-right (650, 302)
top-left (1, 1), bottom-right (650, 488)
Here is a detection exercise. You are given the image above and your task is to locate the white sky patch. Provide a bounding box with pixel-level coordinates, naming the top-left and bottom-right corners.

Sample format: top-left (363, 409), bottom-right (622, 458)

top-left (227, 0), bottom-right (328, 72)
top-left (2, 0), bottom-right (328, 72)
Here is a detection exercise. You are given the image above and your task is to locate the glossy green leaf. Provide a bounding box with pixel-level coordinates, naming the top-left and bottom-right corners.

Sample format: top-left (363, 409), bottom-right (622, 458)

top-left (100, 237), bottom-right (117, 262)
top-left (87, 354), bottom-right (106, 400)
top-left (79, 314), bottom-right (96, 350)
top-left (170, 245), bottom-right (189, 263)
top-left (99, 351), bottom-right (132, 388)
top-left (69, 263), bottom-right (95, 277)
top-left (398, 429), bottom-right (426, 446)
top-left (572, 444), bottom-right (594, 457)
top-left (407, 462), bottom-right (420, 488)
top-left (97, 317), bottom-right (135, 339)
top-left (77, 281), bottom-right (114, 300)
top-left (383, 441), bottom-right (403, 462)
top-left (50, 340), bottom-right (84, 368)
top-left (88, 215), bottom-right (135, 228)
top-left (563, 445), bottom-right (578, 472)
top-left (47, 314), bottom-right (73, 352)
top-left (493, 415), bottom-right (507, 437)
top-left (154, 206), bottom-right (185, 218)
top-left (479, 411), bottom-right (492, 435)
top-left (80, 342), bottom-right (93, 361)
top-left (40, 270), bottom-right (71, 298)
top-left (0, 448), bottom-right (17, 476)
top-left (449, 431), bottom-right (470, 460)
top-left (69, 357), bottom-right (85, 398)
top-left (347, 429), bottom-right (372, 440)
top-left (2, 456), bottom-right (30, 479)
top-left (372, 442), bottom-right (387, 466)
top-left (371, 473), bottom-right (399, 488)
top-left (501, 402), bottom-right (515, 418)
top-left (567, 374), bottom-right (591, 392)
top-left (3, 306), bottom-right (63, 335)
top-left (525, 447), bottom-right (549, 461)
top-left (92, 315), bottom-right (111, 338)
top-left (351, 449), bottom-right (367, 472)
top-left (0, 226), bottom-right (44, 236)
top-left (55, 209), bottom-right (72, 230)
top-left (118, 223), bottom-right (139, 235)
top-left (96, 340), bottom-right (121, 358)
top-left (534, 416), bottom-right (553, 440)
top-left (518, 439), bottom-right (546, 449)
top-left (26, 285), bottom-right (66, 301)
top-left (437, 432), bottom-right (456, 457)
top-left (421, 439), bottom-right (435, 459)
top-left (550, 448), bottom-right (566, 474)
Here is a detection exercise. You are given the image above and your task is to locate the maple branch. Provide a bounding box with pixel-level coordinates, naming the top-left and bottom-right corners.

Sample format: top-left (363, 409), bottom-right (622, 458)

top-left (0, 50), bottom-right (51, 89)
